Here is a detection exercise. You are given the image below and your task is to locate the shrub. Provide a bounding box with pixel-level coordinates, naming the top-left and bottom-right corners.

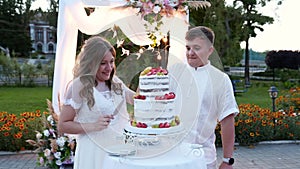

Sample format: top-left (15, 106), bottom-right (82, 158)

top-left (234, 104), bottom-right (274, 145)
top-left (215, 99), bottom-right (300, 146)
top-left (0, 110), bottom-right (44, 151)
top-left (276, 87), bottom-right (300, 113)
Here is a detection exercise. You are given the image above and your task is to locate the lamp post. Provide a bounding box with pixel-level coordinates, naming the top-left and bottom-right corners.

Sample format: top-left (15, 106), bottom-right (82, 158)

top-left (268, 86), bottom-right (278, 136)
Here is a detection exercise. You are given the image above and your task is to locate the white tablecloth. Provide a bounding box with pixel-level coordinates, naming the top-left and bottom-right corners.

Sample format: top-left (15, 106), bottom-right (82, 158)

top-left (102, 142), bottom-right (207, 169)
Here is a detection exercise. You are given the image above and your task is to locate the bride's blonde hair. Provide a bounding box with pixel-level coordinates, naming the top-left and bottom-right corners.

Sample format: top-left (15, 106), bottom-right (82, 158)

top-left (72, 36), bottom-right (121, 109)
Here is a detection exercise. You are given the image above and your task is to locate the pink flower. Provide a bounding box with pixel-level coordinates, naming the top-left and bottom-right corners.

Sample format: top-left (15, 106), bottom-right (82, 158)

top-left (39, 157), bottom-right (44, 165)
top-left (44, 148), bottom-right (51, 157)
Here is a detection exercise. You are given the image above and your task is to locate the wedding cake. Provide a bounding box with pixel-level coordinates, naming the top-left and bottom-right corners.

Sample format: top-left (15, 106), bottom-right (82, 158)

top-left (127, 67), bottom-right (181, 135)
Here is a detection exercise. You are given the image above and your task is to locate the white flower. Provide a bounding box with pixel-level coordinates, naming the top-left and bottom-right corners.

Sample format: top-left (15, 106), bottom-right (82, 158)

top-left (168, 0), bottom-right (179, 7)
top-left (158, 0), bottom-right (165, 5)
top-left (54, 152), bottom-right (61, 159)
top-left (47, 115), bottom-right (53, 121)
top-left (43, 129), bottom-right (50, 137)
top-left (44, 148), bottom-right (51, 157)
top-left (67, 134), bottom-right (76, 141)
top-left (49, 129), bottom-right (56, 138)
top-left (47, 115), bottom-right (56, 126)
top-left (36, 131), bottom-right (42, 139)
top-left (136, 1), bottom-right (143, 7)
top-left (55, 159), bottom-right (62, 166)
top-left (56, 137), bottom-right (66, 147)
top-left (153, 5), bottom-right (161, 14)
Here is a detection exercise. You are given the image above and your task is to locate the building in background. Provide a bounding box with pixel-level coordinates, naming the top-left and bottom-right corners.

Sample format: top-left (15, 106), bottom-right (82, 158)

top-left (29, 20), bottom-right (56, 59)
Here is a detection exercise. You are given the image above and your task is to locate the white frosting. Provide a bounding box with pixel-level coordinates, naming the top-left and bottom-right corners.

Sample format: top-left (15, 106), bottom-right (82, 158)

top-left (139, 75), bottom-right (168, 89)
top-left (139, 75), bottom-right (169, 97)
top-left (134, 99), bottom-right (175, 119)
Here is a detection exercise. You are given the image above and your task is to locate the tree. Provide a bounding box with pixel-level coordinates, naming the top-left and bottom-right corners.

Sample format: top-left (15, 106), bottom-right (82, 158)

top-left (233, 0), bottom-right (283, 87)
top-left (47, 0), bottom-right (59, 27)
top-left (189, 0), bottom-right (244, 67)
top-left (0, 0), bottom-right (35, 57)
top-left (265, 50), bottom-right (300, 70)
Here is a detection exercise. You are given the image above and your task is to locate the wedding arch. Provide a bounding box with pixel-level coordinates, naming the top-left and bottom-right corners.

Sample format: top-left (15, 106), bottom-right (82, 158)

top-left (52, 0), bottom-right (209, 113)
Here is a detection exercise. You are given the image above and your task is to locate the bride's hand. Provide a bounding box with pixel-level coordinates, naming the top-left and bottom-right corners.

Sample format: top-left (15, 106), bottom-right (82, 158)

top-left (97, 115), bottom-right (114, 130)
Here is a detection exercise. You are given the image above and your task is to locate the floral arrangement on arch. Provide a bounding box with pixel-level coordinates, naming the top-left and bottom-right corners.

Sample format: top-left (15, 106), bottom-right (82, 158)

top-left (126, 0), bottom-right (188, 19)
top-left (124, 0), bottom-right (210, 47)
top-left (26, 100), bottom-right (76, 169)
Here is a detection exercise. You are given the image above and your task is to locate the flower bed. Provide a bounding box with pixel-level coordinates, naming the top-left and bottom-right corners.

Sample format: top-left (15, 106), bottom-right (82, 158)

top-left (215, 87), bottom-right (300, 146)
top-left (0, 110), bottom-right (44, 151)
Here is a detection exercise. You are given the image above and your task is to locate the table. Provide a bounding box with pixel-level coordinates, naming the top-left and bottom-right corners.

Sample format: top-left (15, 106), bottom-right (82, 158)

top-left (102, 142), bottom-right (207, 169)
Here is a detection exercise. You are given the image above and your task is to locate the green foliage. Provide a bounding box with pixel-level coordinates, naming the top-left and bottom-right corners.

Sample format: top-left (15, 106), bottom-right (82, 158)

top-left (21, 63), bottom-right (38, 86)
top-left (254, 68), bottom-right (300, 89)
top-left (0, 53), bottom-right (54, 87)
top-left (42, 60), bottom-right (55, 87)
top-left (46, 0), bottom-right (59, 27)
top-left (0, 0), bottom-right (34, 56)
top-left (265, 50), bottom-right (300, 70)
top-left (277, 69), bottom-right (300, 86)
top-left (233, 0), bottom-right (281, 84)
top-left (282, 80), bottom-right (300, 89)
top-left (97, 26), bottom-right (161, 91)
top-left (234, 0), bottom-right (276, 39)
top-left (30, 54), bottom-right (38, 59)
top-left (0, 54), bottom-right (20, 85)
top-left (189, 0), bottom-right (244, 66)
top-left (115, 49), bottom-right (160, 91)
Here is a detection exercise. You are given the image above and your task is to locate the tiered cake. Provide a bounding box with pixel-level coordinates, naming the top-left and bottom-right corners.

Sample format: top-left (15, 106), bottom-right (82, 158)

top-left (128, 67), bottom-right (180, 134)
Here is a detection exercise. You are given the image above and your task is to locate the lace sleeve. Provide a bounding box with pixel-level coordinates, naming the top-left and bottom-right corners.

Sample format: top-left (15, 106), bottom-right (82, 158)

top-left (62, 78), bottom-right (84, 110)
top-left (63, 98), bottom-right (82, 109)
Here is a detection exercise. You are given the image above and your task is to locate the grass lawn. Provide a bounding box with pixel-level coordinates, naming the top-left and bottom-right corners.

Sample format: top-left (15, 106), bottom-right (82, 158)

top-left (0, 80), bottom-right (289, 114)
top-left (0, 87), bottom-right (52, 114)
top-left (235, 80), bottom-right (283, 108)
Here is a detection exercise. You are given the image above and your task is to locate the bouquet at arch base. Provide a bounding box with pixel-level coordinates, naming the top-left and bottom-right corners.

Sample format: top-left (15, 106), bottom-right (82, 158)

top-left (26, 99), bottom-right (76, 169)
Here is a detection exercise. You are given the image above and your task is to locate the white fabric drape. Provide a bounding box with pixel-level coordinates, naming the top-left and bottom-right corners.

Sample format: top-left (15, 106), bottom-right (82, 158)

top-left (52, 0), bottom-right (188, 113)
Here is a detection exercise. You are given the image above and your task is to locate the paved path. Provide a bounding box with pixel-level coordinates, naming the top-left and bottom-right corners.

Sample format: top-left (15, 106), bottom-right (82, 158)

top-left (217, 143), bottom-right (300, 169)
top-left (0, 143), bottom-right (299, 169)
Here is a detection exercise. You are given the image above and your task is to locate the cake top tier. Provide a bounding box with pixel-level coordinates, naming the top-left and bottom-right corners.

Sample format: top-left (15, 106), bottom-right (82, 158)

top-left (140, 67), bottom-right (168, 76)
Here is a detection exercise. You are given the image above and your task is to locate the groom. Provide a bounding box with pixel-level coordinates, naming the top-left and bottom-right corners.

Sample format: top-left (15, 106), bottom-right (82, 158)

top-left (170, 26), bottom-right (239, 169)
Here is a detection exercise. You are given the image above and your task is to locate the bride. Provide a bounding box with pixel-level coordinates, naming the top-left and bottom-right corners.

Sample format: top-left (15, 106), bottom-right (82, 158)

top-left (58, 36), bottom-right (135, 169)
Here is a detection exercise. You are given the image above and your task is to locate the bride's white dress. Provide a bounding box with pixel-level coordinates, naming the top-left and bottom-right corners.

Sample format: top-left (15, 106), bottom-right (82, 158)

top-left (63, 77), bottom-right (134, 169)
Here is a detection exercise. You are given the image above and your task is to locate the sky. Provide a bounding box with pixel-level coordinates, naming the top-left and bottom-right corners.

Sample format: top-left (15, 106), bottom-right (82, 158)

top-left (31, 0), bottom-right (300, 52)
